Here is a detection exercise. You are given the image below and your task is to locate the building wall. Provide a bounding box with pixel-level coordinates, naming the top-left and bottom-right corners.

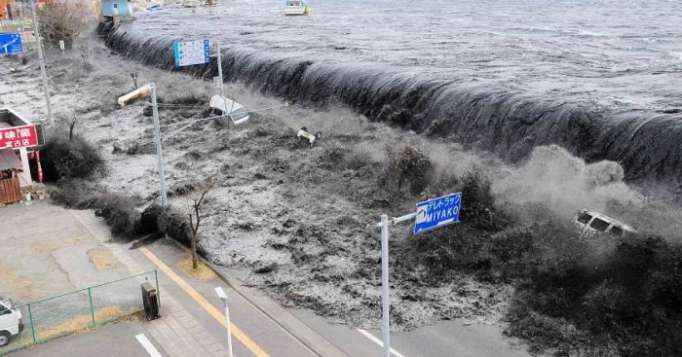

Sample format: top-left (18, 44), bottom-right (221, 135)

top-left (0, 0), bottom-right (13, 19)
top-left (18, 147), bottom-right (31, 187)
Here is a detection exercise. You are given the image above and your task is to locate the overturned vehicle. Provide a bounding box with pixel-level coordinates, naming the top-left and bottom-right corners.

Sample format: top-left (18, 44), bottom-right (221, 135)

top-left (574, 209), bottom-right (636, 238)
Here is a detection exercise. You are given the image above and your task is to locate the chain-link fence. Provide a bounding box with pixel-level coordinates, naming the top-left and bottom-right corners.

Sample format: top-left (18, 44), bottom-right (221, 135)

top-left (0, 270), bottom-right (159, 355)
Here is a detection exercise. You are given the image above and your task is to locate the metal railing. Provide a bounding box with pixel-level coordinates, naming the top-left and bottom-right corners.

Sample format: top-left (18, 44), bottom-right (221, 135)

top-left (0, 270), bottom-right (159, 355)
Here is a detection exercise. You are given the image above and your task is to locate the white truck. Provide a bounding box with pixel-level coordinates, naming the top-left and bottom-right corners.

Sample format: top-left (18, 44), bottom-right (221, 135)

top-left (0, 297), bottom-right (23, 347)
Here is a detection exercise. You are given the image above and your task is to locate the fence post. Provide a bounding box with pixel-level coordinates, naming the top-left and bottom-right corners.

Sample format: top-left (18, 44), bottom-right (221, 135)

top-left (154, 270), bottom-right (161, 308)
top-left (87, 288), bottom-right (95, 327)
top-left (27, 303), bottom-right (36, 344)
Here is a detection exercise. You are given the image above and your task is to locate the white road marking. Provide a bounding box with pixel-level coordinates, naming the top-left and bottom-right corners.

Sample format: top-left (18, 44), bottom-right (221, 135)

top-left (136, 333), bottom-right (163, 357)
top-left (357, 329), bottom-right (407, 357)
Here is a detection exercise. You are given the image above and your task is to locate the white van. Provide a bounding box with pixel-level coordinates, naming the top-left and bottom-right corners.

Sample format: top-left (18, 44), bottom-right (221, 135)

top-left (0, 297), bottom-right (23, 347)
top-left (574, 209), bottom-right (636, 238)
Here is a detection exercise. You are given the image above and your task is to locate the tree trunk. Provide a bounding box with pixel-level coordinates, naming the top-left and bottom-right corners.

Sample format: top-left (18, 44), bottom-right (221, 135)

top-left (191, 231), bottom-right (198, 270)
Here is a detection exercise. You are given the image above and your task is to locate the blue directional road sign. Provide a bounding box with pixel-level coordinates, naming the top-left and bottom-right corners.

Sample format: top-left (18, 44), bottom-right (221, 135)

top-left (0, 32), bottom-right (23, 56)
top-left (173, 39), bottom-right (211, 68)
top-left (414, 192), bottom-right (462, 235)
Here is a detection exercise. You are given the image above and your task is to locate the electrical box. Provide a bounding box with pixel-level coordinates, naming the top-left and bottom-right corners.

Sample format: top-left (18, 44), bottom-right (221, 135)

top-left (141, 282), bottom-right (160, 321)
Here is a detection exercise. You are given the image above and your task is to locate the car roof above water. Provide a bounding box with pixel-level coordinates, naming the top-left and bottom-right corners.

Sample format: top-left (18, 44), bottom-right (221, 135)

top-left (576, 209), bottom-right (636, 234)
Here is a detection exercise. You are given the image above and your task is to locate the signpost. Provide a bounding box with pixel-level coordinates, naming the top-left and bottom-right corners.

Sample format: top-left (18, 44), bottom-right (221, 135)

top-left (376, 192), bottom-right (462, 357)
top-left (173, 39), bottom-right (211, 68)
top-left (414, 193), bottom-right (461, 235)
top-left (0, 124), bottom-right (39, 150)
top-left (0, 32), bottom-right (23, 56)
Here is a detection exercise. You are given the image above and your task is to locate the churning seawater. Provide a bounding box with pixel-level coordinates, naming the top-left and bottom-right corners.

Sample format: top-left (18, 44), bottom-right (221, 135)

top-left (105, 0), bottom-right (682, 196)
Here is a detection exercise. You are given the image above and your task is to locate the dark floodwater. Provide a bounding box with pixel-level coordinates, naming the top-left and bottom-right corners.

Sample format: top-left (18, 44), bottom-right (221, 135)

top-left (125, 0), bottom-right (682, 113)
top-left (105, 0), bottom-right (682, 196)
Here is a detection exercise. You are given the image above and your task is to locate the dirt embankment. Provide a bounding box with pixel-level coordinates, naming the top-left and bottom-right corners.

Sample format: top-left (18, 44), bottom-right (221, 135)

top-left (5, 38), bottom-right (682, 357)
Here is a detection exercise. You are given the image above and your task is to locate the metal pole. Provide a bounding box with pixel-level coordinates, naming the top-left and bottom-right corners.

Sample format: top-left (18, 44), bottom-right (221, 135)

top-left (154, 270), bottom-right (161, 309)
top-left (380, 214), bottom-right (391, 357)
top-left (27, 303), bottom-right (36, 344)
top-left (216, 41), bottom-right (225, 99)
top-left (30, 0), bottom-right (53, 126)
top-left (150, 83), bottom-right (168, 207)
top-left (87, 287), bottom-right (96, 327)
top-left (216, 41), bottom-right (229, 127)
top-left (223, 299), bottom-right (234, 357)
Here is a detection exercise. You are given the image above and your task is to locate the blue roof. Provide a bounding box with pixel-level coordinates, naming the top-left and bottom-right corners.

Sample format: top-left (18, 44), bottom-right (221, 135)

top-left (101, 0), bottom-right (131, 17)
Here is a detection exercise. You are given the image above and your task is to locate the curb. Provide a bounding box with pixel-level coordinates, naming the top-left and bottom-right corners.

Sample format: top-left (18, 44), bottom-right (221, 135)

top-left (165, 238), bottom-right (349, 357)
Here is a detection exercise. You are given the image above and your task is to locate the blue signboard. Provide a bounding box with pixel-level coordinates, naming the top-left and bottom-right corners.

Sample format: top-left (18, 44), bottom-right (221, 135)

top-left (414, 192), bottom-right (461, 235)
top-left (0, 33), bottom-right (23, 56)
top-left (173, 39), bottom-right (211, 68)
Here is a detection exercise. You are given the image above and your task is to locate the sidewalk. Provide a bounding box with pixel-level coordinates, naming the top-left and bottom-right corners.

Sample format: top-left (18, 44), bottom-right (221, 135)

top-left (70, 209), bottom-right (331, 357)
top-left (2, 203), bottom-right (338, 357)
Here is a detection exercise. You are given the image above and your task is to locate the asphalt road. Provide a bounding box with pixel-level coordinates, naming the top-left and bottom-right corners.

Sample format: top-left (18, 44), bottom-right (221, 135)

top-left (5, 206), bottom-right (530, 357)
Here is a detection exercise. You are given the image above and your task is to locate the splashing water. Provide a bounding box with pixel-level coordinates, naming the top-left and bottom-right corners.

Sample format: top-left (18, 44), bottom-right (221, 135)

top-left (100, 0), bottom-right (682, 199)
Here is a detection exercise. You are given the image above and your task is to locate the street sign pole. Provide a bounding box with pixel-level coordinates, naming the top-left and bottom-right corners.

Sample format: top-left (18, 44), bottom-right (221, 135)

top-left (30, 0), bottom-right (53, 126)
top-left (215, 41), bottom-right (230, 128)
top-left (377, 211), bottom-right (416, 357)
top-left (380, 214), bottom-right (391, 357)
top-left (216, 41), bottom-right (225, 99)
top-left (150, 83), bottom-right (168, 207)
top-left (376, 192), bottom-right (461, 357)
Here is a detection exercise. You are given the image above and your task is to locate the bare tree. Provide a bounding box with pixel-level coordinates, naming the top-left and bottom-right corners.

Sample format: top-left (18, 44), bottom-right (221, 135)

top-left (69, 112), bottom-right (78, 141)
top-left (37, 1), bottom-right (91, 49)
top-left (187, 178), bottom-right (215, 269)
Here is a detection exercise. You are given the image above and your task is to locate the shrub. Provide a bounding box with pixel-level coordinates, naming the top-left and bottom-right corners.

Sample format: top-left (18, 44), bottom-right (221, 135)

top-left (381, 145), bottom-right (432, 195)
top-left (41, 130), bottom-right (104, 181)
top-left (141, 204), bottom-right (192, 246)
top-left (49, 181), bottom-right (141, 239)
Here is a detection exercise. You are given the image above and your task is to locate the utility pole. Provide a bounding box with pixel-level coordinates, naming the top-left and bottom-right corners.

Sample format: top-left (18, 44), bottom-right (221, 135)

top-left (117, 83), bottom-right (168, 207)
top-left (150, 83), bottom-right (168, 207)
top-left (30, 0), bottom-right (53, 126)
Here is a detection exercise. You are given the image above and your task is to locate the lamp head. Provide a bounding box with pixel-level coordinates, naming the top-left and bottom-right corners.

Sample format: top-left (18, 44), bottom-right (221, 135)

top-left (215, 286), bottom-right (228, 301)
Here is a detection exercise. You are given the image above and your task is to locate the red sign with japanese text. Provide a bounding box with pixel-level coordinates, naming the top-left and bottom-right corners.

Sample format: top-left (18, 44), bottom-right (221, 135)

top-left (0, 124), bottom-right (38, 150)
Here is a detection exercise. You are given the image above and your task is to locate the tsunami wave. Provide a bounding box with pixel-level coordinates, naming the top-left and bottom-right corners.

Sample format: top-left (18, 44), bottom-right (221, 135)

top-left (98, 22), bottom-right (682, 200)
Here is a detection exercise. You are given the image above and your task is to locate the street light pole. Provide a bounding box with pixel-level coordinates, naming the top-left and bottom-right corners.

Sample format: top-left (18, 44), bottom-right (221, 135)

top-left (149, 83), bottom-right (168, 207)
top-left (30, 0), bottom-right (53, 126)
top-left (215, 287), bottom-right (234, 357)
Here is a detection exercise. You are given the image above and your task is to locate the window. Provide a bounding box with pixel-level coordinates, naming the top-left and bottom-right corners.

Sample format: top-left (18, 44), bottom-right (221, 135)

top-left (577, 212), bottom-right (592, 224)
top-left (590, 218), bottom-right (610, 232)
top-left (0, 305), bottom-right (9, 316)
top-left (610, 226), bottom-right (624, 237)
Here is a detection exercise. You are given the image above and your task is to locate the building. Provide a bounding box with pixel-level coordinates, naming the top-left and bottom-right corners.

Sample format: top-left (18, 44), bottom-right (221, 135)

top-left (100, 0), bottom-right (132, 18)
top-left (0, 108), bottom-right (39, 205)
top-left (0, 0), bottom-right (16, 20)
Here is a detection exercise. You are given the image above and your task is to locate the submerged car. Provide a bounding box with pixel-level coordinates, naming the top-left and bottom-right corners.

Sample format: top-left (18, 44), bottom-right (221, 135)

top-left (574, 209), bottom-right (636, 238)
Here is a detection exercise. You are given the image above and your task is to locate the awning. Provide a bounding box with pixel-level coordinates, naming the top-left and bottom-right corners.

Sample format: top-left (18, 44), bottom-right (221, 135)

top-left (0, 149), bottom-right (22, 171)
